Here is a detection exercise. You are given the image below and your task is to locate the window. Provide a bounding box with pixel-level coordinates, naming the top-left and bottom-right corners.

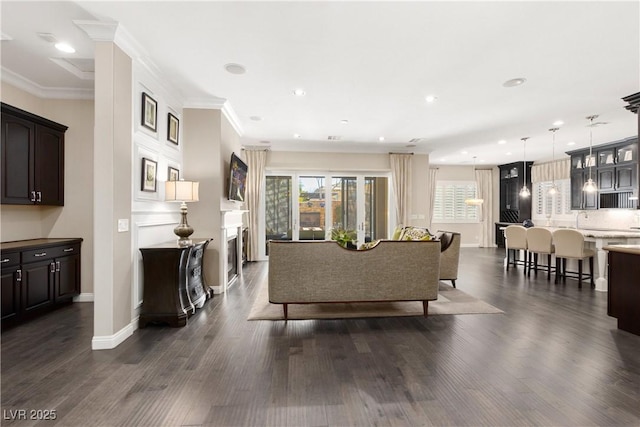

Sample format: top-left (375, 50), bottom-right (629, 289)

top-left (433, 181), bottom-right (479, 223)
top-left (533, 179), bottom-right (572, 221)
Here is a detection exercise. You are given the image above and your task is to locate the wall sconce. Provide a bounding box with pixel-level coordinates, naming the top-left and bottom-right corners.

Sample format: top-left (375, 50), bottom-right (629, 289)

top-left (165, 180), bottom-right (199, 245)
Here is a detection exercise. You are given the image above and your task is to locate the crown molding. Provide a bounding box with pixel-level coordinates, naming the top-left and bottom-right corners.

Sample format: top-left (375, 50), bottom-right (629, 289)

top-left (1, 67), bottom-right (94, 100)
top-left (49, 58), bottom-right (94, 81)
top-left (183, 97), bottom-right (244, 136)
top-left (73, 20), bottom-right (118, 42)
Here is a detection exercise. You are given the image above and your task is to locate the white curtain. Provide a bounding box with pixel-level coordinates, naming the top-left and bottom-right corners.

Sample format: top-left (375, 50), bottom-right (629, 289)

top-left (531, 158), bottom-right (570, 182)
top-left (390, 153), bottom-right (412, 227)
top-left (244, 149), bottom-right (267, 261)
top-left (427, 168), bottom-right (439, 228)
top-left (476, 168), bottom-right (493, 247)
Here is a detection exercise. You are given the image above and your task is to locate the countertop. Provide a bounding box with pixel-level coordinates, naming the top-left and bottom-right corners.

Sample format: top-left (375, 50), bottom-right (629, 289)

top-left (1, 238), bottom-right (83, 251)
top-left (603, 244), bottom-right (640, 255)
top-left (539, 227), bottom-right (640, 239)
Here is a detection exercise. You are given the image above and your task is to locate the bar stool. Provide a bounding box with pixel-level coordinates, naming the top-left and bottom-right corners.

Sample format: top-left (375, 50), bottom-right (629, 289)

top-left (552, 229), bottom-right (595, 287)
top-left (526, 227), bottom-right (555, 281)
top-left (504, 225), bottom-right (528, 273)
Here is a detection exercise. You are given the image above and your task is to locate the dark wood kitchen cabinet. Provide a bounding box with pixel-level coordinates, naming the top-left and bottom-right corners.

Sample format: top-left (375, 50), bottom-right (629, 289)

top-left (498, 161), bottom-right (533, 223)
top-left (1, 103), bottom-right (67, 206)
top-left (1, 238), bottom-right (82, 330)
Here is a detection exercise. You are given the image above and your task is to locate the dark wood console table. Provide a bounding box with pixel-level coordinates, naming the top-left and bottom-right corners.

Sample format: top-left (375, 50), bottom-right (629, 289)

top-left (139, 238), bottom-right (212, 328)
top-left (606, 244), bottom-right (640, 336)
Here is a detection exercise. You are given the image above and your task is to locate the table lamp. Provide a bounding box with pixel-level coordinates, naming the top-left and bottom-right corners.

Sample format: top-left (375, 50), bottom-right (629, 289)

top-left (165, 180), bottom-right (199, 245)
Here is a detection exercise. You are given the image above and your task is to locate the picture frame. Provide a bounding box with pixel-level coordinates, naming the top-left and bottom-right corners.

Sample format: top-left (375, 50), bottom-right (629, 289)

top-left (167, 113), bottom-right (179, 145)
top-left (141, 157), bottom-right (157, 192)
top-left (141, 92), bottom-right (157, 132)
top-left (167, 166), bottom-right (179, 182)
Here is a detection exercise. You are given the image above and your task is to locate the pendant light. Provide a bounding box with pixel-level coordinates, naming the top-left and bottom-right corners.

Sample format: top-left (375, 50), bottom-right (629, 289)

top-left (548, 128), bottom-right (559, 195)
top-left (519, 137), bottom-right (531, 198)
top-left (465, 156), bottom-right (484, 206)
top-left (583, 115), bottom-right (598, 193)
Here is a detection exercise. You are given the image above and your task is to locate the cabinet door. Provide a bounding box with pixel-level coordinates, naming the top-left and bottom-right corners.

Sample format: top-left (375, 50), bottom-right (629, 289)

top-left (55, 254), bottom-right (80, 301)
top-left (34, 124), bottom-right (64, 205)
top-left (615, 165), bottom-right (637, 191)
top-left (1, 112), bottom-right (35, 204)
top-left (570, 171), bottom-right (585, 209)
top-left (1, 267), bottom-right (20, 321)
top-left (21, 260), bottom-right (54, 313)
top-left (598, 167), bottom-right (615, 192)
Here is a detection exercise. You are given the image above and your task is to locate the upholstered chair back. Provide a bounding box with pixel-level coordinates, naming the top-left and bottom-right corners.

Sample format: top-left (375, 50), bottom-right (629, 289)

top-left (552, 229), bottom-right (586, 259)
top-left (504, 225), bottom-right (528, 250)
top-left (526, 227), bottom-right (554, 254)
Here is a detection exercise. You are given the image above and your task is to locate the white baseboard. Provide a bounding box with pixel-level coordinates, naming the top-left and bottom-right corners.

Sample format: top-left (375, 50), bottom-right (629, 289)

top-left (73, 293), bottom-right (94, 302)
top-left (91, 317), bottom-right (138, 350)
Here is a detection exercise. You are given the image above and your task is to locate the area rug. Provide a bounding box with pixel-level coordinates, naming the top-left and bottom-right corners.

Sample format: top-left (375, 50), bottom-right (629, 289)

top-left (247, 280), bottom-right (503, 321)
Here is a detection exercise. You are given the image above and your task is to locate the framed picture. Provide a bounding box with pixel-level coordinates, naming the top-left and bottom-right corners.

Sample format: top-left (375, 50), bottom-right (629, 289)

top-left (141, 158), bottom-right (157, 192)
top-left (141, 92), bottom-right (157, 132)
top-left (167, 113), bottom-right (179, 145)
top-left (168, 166), bottom-right (179, 182)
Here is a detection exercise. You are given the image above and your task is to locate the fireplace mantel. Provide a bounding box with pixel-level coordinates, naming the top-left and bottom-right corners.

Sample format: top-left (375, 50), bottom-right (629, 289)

top-left (218, 210), bottom-right (248, 293)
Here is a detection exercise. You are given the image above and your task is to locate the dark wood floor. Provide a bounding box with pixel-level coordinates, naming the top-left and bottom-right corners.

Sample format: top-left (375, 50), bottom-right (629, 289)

top-left (2, 248), bottom-right (640, 426)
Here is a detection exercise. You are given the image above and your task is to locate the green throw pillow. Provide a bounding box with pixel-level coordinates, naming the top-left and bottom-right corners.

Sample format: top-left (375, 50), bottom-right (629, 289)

top-left (392, 226), bottom-right (403, 240)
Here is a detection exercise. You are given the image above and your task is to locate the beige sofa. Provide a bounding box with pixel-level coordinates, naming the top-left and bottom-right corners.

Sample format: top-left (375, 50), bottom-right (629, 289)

top-left (268, 240), bottom-right (441, 319)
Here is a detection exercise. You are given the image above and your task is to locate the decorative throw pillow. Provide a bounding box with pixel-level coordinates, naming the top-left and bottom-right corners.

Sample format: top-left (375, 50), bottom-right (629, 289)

top-left (399, 226), bottom-right (434, 241)
top-left (391, 226), bottom-right (404, 240)
top-left (359, 240), bottom-right (381, 250)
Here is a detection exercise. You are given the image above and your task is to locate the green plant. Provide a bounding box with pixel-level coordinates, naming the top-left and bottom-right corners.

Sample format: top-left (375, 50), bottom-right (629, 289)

top-left (330, 228), bottom-right (356, 248)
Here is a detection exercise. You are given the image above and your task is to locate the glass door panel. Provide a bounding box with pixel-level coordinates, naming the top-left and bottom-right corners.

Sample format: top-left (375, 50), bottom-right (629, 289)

top-left (331, 177), bottom-right (357, 232)
top-left (298, 176), bottom-right (326, 240)
top-left (264, 176), bottom-right (292, 254)
top-left (364, 177), bottom-right (389, 242)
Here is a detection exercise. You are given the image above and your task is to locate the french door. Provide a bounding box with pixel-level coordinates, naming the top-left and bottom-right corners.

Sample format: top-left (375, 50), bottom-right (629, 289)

top-left (262, 172), bottom-right (391, 258)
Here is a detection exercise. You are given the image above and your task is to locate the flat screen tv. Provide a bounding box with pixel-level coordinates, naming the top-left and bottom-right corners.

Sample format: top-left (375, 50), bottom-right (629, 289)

top-left (228, 152), bottom-right (248, 202)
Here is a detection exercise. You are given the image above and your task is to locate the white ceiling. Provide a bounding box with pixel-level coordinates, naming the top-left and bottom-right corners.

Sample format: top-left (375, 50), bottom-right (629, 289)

top-left (1, 1), bottom-right (638, 165)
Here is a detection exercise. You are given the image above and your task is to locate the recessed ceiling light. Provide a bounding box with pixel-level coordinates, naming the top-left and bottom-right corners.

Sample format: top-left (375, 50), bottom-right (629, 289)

top-left (480, 159), bottom-right (486, 163)
top-left (498, 140), bottom-right (507, 145)
top-left (340, 119), bottom-right (349, 125)
top-left (224, 63), bottom-right (246, 74)
top-left (406, 144), bottom-right (417, 148)
top-left (425, 95), bottom-right (438, 103)
top-left (293, 89), bottom-right (306, 96)
top-left (54, 42), bottom-right (75, 53)
top-left (506, 152), bottom-right (512, 156)
top-left (502, 77), bottom-right (527, 87)
top-left (461, 150), bottom-right (468, 155)
top-left (378, 136), bottom-right (385, 142)
top-left (440, 158), bottom-right (447, 162)
top-left (553, 120), bottom-right (564, 126)
top-left (250, 116), bottom-right (262, 121)
top-left (293, 133), bottom-right (301, 138)
top-left (567, 141), bottom-right (576, 146)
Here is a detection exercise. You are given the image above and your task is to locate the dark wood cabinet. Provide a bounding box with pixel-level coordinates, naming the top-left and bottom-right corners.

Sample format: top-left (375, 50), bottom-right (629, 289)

top-left (139, 238), bottom-right (212, 328)
top-left (1, 103), bottom-right (66, 206)
top-left (607, 247), bottom-right (640, 336)
top-left (498, 161), bottom-right (533, 223)
top-left (568, 136), bottom-right (638, 210)
top-left (1, 238), bottom-right (82, 329)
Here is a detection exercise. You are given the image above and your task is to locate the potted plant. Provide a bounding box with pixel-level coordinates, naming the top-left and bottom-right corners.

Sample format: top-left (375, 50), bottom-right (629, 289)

top-left (330, 228), bottom-right (357, 249)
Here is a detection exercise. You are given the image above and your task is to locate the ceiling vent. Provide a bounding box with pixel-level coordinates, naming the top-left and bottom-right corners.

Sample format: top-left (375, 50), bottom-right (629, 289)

top-left (408, 138), bottom-right (423, 143)
top-left (327, 135), bottom-right (341, 141)
top-left (37, 32), bottom-right (57, 43)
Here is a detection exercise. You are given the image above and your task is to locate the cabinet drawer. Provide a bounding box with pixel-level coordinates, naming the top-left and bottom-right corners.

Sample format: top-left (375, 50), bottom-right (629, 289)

top-left (21, 248), bottom-right (56, 263)
top-left (48, 243), bottom-right (81, 259)
top-left (0, 252), bottom-right (20, 268)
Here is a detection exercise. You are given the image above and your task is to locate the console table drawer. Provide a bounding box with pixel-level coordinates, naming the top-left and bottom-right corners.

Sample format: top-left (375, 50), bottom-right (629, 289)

top-left (21, 248), bottom-right (56, 263)
top-left (1, 252), bottom-right (20, 267)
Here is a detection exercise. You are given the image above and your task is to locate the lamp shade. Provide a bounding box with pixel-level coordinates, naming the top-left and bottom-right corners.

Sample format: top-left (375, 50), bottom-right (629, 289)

top-left (165, 180), bottom-right (199, 202)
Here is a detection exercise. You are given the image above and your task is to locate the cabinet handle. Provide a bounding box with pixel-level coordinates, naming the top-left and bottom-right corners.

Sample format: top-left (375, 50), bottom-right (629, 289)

top-left (30, 191), bottom-right (36, 202)
top-left (36, 191), bottom-right (42, 202)
top-left (34, 252), bottom-right (47, 257)
top-left (56, 261), bottom-right (60, 272)
top-left (50, 262), bottom-right (56, 273)
top-left (1, 258), bottom-right (9, 263)
top-left (63, 248), bottom-right (74, 252)
top-left (16, 269), bottom-right (22, 282)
